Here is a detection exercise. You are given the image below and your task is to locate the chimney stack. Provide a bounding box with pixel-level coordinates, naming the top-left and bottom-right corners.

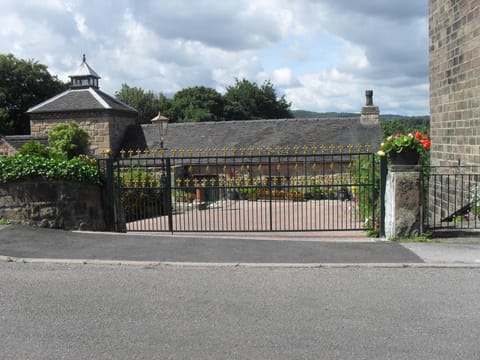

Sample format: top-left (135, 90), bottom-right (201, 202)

top-left (360, 89), bottom-right (379, 125)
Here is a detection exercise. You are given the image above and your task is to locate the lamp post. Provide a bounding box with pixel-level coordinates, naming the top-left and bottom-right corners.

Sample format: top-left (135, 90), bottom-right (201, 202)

top-left (151, 112), bottom-right (169, 149)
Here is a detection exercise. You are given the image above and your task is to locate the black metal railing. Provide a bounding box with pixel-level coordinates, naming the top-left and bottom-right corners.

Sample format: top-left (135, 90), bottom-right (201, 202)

top-left (109, 146), bottom-right (378, 232)
top-left (426, 166), bottom-right (480, 230)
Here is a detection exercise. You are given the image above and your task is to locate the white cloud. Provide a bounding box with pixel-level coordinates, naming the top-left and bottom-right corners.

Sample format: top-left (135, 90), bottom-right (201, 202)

top-left (0, 0), bottom-right (429, 115)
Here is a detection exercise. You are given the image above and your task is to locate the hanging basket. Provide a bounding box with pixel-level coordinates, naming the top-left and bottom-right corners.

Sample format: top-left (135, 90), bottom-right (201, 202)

top-left (390, 149), bottom-right (420, 165)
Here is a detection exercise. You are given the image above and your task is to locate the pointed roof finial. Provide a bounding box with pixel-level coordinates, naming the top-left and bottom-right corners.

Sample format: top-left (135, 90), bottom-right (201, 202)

top-left (82, 54), bottom-right (86, 63)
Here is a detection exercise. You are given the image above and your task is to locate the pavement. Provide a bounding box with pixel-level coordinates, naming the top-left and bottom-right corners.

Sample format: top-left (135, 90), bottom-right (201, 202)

top-left (1, 224), bottom-right (480, 267)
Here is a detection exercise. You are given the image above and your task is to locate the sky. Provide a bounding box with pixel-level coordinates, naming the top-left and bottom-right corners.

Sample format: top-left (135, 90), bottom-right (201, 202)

top-left (0, 0), bottom-right (429, 115)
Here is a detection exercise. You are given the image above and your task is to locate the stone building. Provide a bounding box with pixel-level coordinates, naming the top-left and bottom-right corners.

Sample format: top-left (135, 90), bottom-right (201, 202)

top-left (429, 0), bottom-right (480, 167)
top-left (26, 55), bottom-right (137, 155)
top-left (429, 0), bottom-right (480, 228)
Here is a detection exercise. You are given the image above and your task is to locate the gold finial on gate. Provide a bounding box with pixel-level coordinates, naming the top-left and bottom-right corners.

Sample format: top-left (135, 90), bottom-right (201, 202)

top-left (170, 148), bottom-right (177, 157)
top-left (151, 149), bottom-right (157, 157)
top-left (312, 163), bottom-right (317, 170)
top-left (276, 146), bottom-right (282, 155)
top-left (365, 144), bottom-right (372, 152)
top-left (248, 147), bottom-right (254, 156)
top-left (231, 147), bottom-right (237, 156)
top-left (209, 178), bottom-right (216, 186)
top-left (293, 145), bottom-right (300, 154)
top-left (143, 149), bottom-right (150, 156)
top-left (240, 147), bottom-right (246, 156)
top-left (128, 149), bottom-right (134, 157)
top-left (136, 149), bottom-right (142, 156)
top-left (120, 149), bottom-right (126, 158)
top-left (193, 178), bottom-right (199, 187)
top-left (205, 147), bottom-right (211, 156)
top-left (329, 145), bottom-right (335, 153)
top-left (184, 178), bottom-right (190, 186)
top-left (213, 147), bottom-right (219, 156)
top-left (176, 178), bottom-right (182, 187)
top-left (312, 145), bottom-right (318, 154)
top-left (338, 144), bottom-right (345, 153)
top-left (201, 178), bottom-right (207, 187)
top-left (284, 145), bottom-right (291, 154)
top-left (196, 148), bottom-right (202, 156)
top-left (320, 145), bottom-right (326, 154)
top-left (266, 146), bottom-right (273, 155)
top-left (187, 148), bottom-right (193, 157)
top-left (303, 145), bottom-right (309, 154)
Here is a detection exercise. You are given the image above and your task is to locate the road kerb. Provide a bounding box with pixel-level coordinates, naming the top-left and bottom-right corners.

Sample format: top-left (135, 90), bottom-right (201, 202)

top-left (3, 255), bottom-right (480, 268)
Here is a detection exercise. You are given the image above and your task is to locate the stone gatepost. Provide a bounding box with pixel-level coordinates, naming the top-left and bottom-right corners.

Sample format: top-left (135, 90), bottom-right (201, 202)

top-left (385, 165), bottom-right (424, 239)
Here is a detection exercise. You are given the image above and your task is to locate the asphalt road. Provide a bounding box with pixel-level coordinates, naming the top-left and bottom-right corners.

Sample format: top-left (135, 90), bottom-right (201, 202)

top-left (1, 262), bottom-right (480, 359)
top-left (0, 225), bottom-right (422, 263)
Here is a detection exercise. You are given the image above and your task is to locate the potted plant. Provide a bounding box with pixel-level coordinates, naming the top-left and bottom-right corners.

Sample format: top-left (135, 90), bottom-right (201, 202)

top-left (377, 132), bottom-right (431, 165)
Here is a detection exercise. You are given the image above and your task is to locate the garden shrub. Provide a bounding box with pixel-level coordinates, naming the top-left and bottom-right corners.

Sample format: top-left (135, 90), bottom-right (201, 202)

top-left (17, 140), bottom-right (51, 158)
top-left (0, 154), bottom-right (103, 184)
top-left (48, 122), bottom-right (90, 159)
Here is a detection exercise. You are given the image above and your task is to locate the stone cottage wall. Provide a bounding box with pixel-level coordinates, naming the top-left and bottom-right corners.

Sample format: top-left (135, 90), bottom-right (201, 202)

top-left (0, 138), bottom-right (15, 157)
top-left (30, 110), bottom-right (135, 155)
top-left (429, 0), bottom-right (480, 167)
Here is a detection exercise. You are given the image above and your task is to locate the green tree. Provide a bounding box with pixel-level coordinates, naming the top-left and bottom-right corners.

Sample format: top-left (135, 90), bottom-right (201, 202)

top-left (170, 86), bottom-right (224, 122)
top-left (224, 79), bottom-right (293, 120)
top-left (115, 83), bottom-right (168, 124)
top-left (0, 53), bottom-right (67, 135)
top-left (48, 122), bottom-right (90, 159)
top-left (380, 117), bottom-right (430, 138)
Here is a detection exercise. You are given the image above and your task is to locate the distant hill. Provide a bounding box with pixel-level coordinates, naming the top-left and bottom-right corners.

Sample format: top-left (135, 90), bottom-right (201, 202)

top-left (292, 110), bottom-right (358, 118)
top-left (292, 110), bottom-right (429, 121)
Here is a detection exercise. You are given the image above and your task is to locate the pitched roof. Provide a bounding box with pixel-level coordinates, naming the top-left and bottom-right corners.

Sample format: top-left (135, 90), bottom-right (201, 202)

top-left (2, 135), bottom-right (49, 150)
top-left (69, 55), bottom-right (100, 79)
top-left (27, 88), bottom-right (137, 114)
top-left (120, 117), bottom-right (383, 152)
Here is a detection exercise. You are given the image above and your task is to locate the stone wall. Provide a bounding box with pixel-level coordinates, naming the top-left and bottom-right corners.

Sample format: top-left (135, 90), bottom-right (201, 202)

top-left (30, 111), bottom-right (135, 155)
top-left (429, 0), bottom-right (480, 167)
top-left (0, 180), bottom-right (107, 230)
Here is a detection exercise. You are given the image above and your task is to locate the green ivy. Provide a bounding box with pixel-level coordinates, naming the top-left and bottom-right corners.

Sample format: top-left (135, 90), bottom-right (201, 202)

top-left (0, 154), bottom-right (104, 184)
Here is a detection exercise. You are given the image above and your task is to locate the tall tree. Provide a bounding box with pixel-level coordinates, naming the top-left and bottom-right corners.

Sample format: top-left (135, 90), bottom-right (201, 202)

top-left (224, 79), bottom-right (293, 120)
top-left (115, 84), bottom-right (168, 124)
top-left (170, 86), bottom-right (224, 122)
top-left (0, 54), bottom-right (67, 135)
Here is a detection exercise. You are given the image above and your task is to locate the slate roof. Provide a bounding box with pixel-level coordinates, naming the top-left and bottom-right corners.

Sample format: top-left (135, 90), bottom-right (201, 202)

top-left (26, 88), bottom-right (137, 114)
top-left (120, 117), bottom-right (383, 152)
top-left (2, 135), bottom-right (49, 150)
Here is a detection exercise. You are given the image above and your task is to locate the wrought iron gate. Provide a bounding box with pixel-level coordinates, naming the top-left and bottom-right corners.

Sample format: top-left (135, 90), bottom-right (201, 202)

top-left (111, 146), bottom-right (379, 232)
